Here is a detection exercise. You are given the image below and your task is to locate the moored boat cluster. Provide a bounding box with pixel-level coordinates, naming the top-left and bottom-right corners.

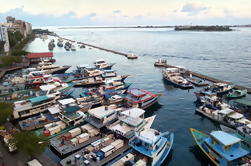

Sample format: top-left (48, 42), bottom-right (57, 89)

top-left (0, 58), bottom-right (174, 166)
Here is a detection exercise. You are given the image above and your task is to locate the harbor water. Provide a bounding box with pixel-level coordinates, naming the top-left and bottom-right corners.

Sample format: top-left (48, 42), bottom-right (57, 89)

top-left (25, 27), bottom-right (251, 166)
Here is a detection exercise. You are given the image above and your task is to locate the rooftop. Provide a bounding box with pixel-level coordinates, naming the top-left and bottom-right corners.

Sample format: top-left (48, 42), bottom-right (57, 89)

top-left (88, 105), bottom-right (116, 119)
top-left (121, 108), bottom-right (145, 118)
top-left (58, 98), bottom-right (75, 105)
top-left (210, 131), bottom-right (241, 146)
top-left (26, 52), bottom-right (53, 59)
top-left (136, 128), bottom-right (160, 145)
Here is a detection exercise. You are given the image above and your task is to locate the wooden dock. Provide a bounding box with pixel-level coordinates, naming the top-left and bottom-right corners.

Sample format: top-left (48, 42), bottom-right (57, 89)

top-left (163, 64), bottom-right (251, 94)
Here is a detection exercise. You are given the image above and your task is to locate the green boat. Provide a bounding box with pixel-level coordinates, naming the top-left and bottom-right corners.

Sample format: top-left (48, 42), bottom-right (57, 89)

top-left (226, 89), bottom-right (247, 99)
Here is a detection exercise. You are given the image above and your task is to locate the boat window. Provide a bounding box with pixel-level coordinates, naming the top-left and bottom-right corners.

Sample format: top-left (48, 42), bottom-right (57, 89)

top-left (223, 145), bottom-right (231, 151)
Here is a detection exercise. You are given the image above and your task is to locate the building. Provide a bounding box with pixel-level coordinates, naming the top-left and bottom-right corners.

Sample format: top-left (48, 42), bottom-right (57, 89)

top-left (26, 52), bottom-right (54, 63)
top-left (0, 24), bottom-right (10, 53)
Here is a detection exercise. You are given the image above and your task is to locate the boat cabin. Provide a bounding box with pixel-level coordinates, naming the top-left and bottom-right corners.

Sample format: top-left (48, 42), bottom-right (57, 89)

top-left (87, 105), bottom-right (118, 128)
top-left (58, 111), bottom-right (86, 126)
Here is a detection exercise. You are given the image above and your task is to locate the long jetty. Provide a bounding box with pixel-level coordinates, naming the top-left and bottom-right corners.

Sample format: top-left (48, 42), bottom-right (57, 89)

top-left (164, 64), bottom-right (251, 94)
top-left (60, 37), bottom-right (137, 59)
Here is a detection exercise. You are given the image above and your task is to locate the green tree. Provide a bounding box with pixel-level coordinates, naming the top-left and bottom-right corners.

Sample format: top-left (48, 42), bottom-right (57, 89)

top-left (0, 102), bottom-right (13, 124)
top-left (10, 131), bottom-right (48, 158)
top-left (0, 41), bottom-right (5, 53)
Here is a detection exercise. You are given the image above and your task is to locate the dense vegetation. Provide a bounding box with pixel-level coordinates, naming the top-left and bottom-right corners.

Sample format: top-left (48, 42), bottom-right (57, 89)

top-left (175, 26), bottom-right (233, 31)
top-left (8, 31), bottom-right (30, 56)
top-left (33, 28), bottom-right (56, 36)
top-left (0, 56), bottom-right (22, 67)
top-left (0, 102), bottom-right (13, 124)
top-left (10, 131), bottom-right (48, 158)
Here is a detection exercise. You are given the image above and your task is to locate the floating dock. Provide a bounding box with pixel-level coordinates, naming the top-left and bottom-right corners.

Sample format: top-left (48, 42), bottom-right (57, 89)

top-left (163, 63), bottom-right (251, 94)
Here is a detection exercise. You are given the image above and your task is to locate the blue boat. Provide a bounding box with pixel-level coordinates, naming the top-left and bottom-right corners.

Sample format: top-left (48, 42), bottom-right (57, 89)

top-left (190, 128), bottom-right (250, 166)
top-left (126, 128), bottom-right (174, 166)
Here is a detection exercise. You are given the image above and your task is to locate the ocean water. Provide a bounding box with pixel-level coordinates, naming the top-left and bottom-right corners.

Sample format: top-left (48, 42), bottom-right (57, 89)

top-left (25, 27), bottom-right (251, 166)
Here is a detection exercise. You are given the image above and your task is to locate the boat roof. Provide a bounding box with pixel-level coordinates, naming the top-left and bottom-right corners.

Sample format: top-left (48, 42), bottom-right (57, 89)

top-left (88, 106), bottom-right (116, 119)
top-left (121, 108), bottom-right (145, 118)
top-left (27, 159), bottom-right (43, 166)
top-left (48, 105), bottom-right (61, 114)
top-left (109, 124), bottom-right (132, 135)
top-left (77, 64), bottom-right (89, 68)
top-left (235, 99), bottom-right (251, 107)
top-left (218, 108), bottom-right (234, 115)
top-left (227, 112), bottom-right (243, 119)
top-left (40, 84), bottom-right (56, 91)
top-left (29, 96), bottom-right (49, 104)
top-left (128, 89), bottom-right (148, 97)
top-left (95, 59), bottom-right (105, 62)
top-left (236, 118), bottom-right (251, 124)
top-left (165, 68), bottom-right (179, 72)
top-left (210, 131), bottom-right (241, 146)
top-left (136, 128), bottom-right (161, 145)
top-left (247, 124), bottom-right (251, 128)
top-left (122, 116), bottom-right (144, 127)
top-left (58, 98), bottom-right (75, 105)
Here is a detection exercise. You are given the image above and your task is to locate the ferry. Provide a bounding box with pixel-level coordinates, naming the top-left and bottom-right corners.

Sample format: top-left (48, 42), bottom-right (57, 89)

top-left (94, 59), bottom-right (115, 70)
top-left (114, 128), bottom-right (174, 166)
top-left (162, 68), bottom-right (193, 89)
top-left (190, 128), bottom-right (250, 166)
top-left (124, 88), bottom-right (161, 110)
top-left (13, 91), bottom-right (60, 119)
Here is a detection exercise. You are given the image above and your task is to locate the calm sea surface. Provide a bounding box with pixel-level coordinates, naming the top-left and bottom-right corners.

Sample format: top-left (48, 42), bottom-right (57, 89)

top-left (25, 27), bottom-right (251, 166)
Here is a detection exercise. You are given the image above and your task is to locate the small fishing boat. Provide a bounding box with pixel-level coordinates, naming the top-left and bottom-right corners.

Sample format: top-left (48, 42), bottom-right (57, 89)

top-left (126, 53), bottom-right (138, 59)
top-left (226, 89), bottom-right (247, 99)
top-left (101, 70), bottom-right (117, 78)
top-left (190, 128), bottom-right (250, 166)
top-left (186, 76), bottom-right (209, 87)
top-left (162, 68), bottom-right (193, 89)
top-left (124, 88), bottom-right (161, 110)
top-left (71, 44), bottom-right (76, 51)
top-left (94, 59), bottom-right (115, 70)
top-left (125, 128), bottom-right (174, 166)
top-left (154, 58), bottom-right (167, 67)
top-left (39, 64), bottom-right (71, 74)
top-left (73, 76), bottom-right (105, 87)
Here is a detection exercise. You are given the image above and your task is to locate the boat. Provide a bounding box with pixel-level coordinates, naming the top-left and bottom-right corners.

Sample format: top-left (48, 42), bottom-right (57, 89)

top-left (198, 83), bottom-right (232, 97)
top-left (18, 113), bottom-right (59, 130)
top-left (86, 105), bottom-right (119, 129)
top-left (34, 111), bottom-right (87, 140)
top-left (226, 89), bottom-right (247, 99)
top-left (60, 134), bottom-right (130, 166)
top-left (126, 53), bottom-right (138, 59)
top-left (73, 76), bottom-right (105, 87)
top-left (102, 70), bottom-right (117, 78)
top-left (190, 128), bottom-right (250, 166)
top-left (64, 45), bottom-right (70, 51)
top-left (124, 88), bottom-right (161, 109)
top-left (13, 91), bottom-right (61, 119)
top-left (162, 68), bottom-right (193, 89)
top-left (186, 76), bottom-right (209, 87)
top-left (124, 128), bottom-right (174, 166)
top-left (108, 108), bottom-right (156, 139)
top-left (50, 123), bottom-right (101, 156)
top-left (154, 58), bottom-right (167, 67)
top-left (38, 63), bottom-right (71, 74)
top-left (94, 59), bottom-right (115, 70)
top-left (80, 44), bottom-right (85, 48)
top-left (71, 44), bottom-right (76, 51)
top-left (57, 41), bottom-right (63, 47)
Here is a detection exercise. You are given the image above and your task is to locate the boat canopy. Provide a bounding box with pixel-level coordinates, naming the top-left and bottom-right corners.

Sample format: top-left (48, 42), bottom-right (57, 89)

top-left (236, 118), bottom-right (251, 125)
top-left (218, 108), bottom-right (234, 115)
top-left (88, 105), bottom-right (116, 119)
top-left (227, 112), bottom-right (243, 120)
top-left (40, 84), bottom-right (56, 91)
top-left (137, 128), bottom-right (161, 145)
top-left (235, 99), bottom-right (251, 107)
top-left (58, 98), bottom-right (75, 105)
top-left (210, 131), bottom-right (241, 146)
top-left (48, 106), bottom-right (61, 114)
top-left (121, 108), bottom-right (145, 118)
top-left (77, 64), bottom-right (89, 68)
top-left (122, 116), bottom-right (143, 127)
top-left (29, 96), bottom-right (49, 104)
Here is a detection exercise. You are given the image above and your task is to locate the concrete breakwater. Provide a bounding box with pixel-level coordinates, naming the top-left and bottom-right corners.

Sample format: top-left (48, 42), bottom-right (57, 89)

top-left (60, 37), bottom-right (137, 59)
top-left (164, 64), bottom-right (251, 94)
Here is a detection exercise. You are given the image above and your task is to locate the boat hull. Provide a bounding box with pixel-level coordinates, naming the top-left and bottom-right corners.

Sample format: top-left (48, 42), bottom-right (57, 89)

top-left (163, 76), bottom-right (193, 89)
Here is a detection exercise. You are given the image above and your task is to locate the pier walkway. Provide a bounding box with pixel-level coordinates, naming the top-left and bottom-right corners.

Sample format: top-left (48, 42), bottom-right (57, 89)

top-left (163, 64), bottom-right (251, 94)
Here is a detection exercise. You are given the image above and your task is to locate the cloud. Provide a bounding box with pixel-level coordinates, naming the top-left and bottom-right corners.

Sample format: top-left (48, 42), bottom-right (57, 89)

top-left (113, 10), bottom-right (121, 14)
top-left (181, 3), bottom-right (208, 15)
top-left (87, 12), bottom-right (96, 18)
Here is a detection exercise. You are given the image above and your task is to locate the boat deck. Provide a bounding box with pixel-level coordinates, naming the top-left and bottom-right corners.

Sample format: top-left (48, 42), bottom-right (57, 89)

top-left (50, 135), bottom-right (102, 156)
top-left (60, 144), bottom-right (130, 166)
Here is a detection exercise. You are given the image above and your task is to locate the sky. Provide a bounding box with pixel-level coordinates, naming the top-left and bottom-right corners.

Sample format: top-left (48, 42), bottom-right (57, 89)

top-left (0, 0), bottom-right (251, 26)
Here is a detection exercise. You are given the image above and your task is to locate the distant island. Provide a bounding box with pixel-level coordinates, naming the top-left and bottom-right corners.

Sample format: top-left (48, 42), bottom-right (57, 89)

top-left (174, 26), bottom-right (233, 31)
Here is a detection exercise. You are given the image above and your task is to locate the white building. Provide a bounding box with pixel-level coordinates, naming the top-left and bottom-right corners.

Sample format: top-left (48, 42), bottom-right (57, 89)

top-left (0, 24), bottom-right (10, 53)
